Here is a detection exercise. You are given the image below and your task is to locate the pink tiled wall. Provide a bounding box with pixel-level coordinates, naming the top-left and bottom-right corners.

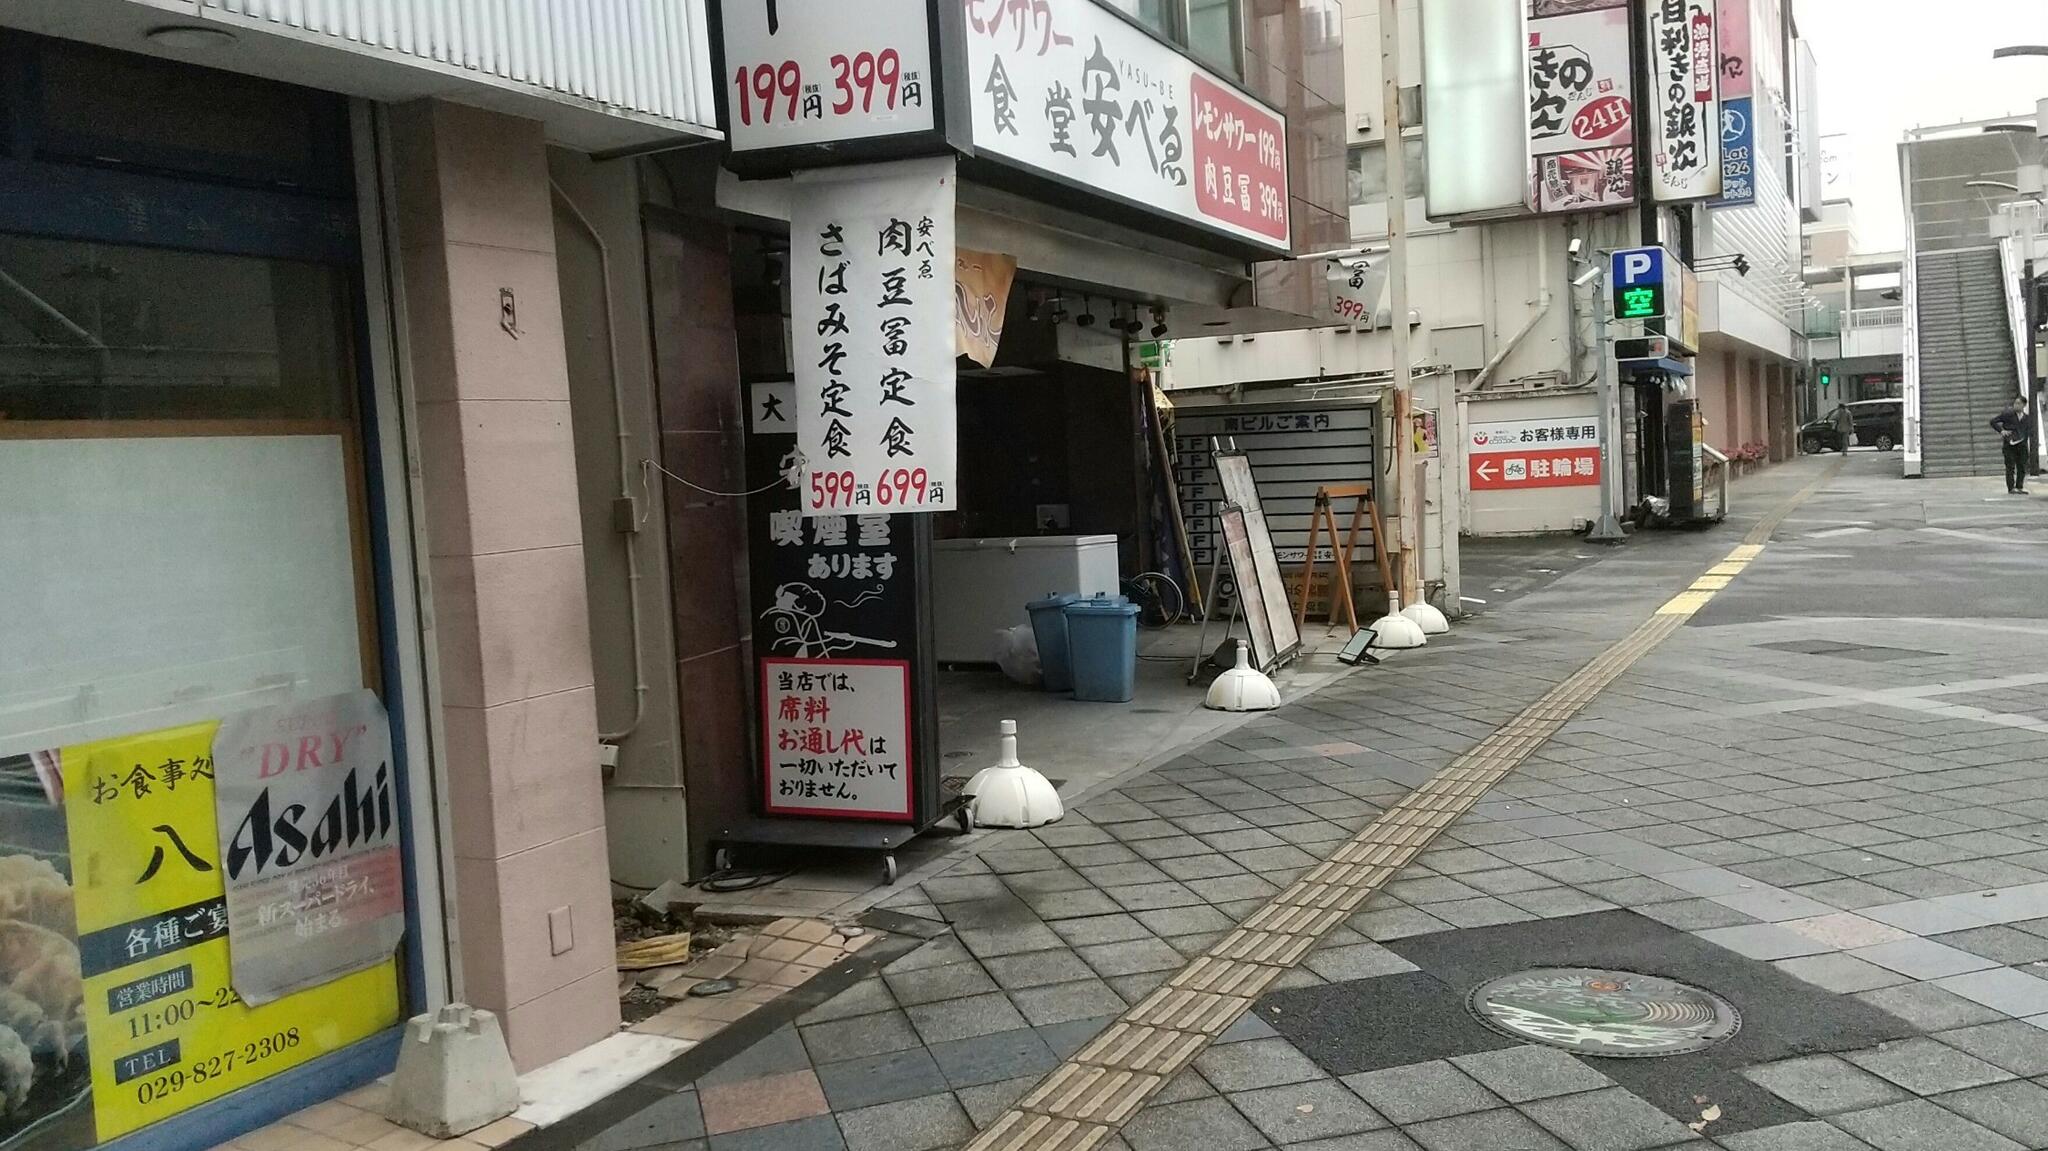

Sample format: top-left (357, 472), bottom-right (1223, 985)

top-left (389, 99), bottom-right (620, 1070)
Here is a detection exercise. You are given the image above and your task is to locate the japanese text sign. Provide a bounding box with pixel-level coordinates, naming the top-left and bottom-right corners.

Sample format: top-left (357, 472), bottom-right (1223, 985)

top-left (761, 659), bottom-right (914, 819)
top-left (1326, 257), bottom-right (1386, 326)
top-left (1714, 97), bottom-right (1756, 206)
top-left (1527, 2), bottom-right (1635, 214)
top-left (1468, 417), bottom-right (1603, 491)
top-left (792, 156), bottom-right (958, 517)
top-left (714, 0), bottom-right (940, 156)
top-left (213, 691), bottom-right (404, 1005)
top-left (963, 0), bottom-right (1290, 251)
top-left (60, 721), bottom-right (399, 1142)
top-left (1611, 246), bottom-right (1669, 322)
top-left (1644, 0), bottom-right (1721, 201)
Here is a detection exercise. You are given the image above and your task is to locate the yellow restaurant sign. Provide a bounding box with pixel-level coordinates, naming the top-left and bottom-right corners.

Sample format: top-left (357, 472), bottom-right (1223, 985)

top-left (61, 721), bottom-right (399, 1142)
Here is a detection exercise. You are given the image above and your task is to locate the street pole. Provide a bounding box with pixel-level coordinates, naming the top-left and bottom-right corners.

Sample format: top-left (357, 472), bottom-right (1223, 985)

top-left (1380, 0), bottom-right (1418, 607)
top-left (1587, 264), bottom-right (1628, 542)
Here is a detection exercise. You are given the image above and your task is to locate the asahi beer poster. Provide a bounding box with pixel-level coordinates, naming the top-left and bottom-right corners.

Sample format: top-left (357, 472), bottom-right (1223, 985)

top-left (213, 691), bottom-right (403, 1005)
top-left (1644, 0), bottom-right (1721, 201)
top-left (1527, 1), bottom-right (1635, 213)
top-left (792, 156), bottom-right (959, 518)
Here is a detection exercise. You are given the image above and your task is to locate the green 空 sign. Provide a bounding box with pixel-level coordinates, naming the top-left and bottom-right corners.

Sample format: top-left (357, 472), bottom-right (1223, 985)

top-left (1618, 284), bottom-right (1663, 320)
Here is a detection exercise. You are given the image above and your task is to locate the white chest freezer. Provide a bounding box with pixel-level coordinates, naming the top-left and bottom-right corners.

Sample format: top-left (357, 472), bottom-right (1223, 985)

top-left (931, 535), bottom-right (1120, 663)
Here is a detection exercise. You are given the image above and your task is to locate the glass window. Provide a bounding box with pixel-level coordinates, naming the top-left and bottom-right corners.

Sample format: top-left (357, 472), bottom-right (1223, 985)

top-left (1103, 0), bottom-right (1178, 38)
top-left (0, 234), bottom-right (357, 422)
top-left (1188, 0), bottom-right (1242, 74)
top-left (1347, 140), bottom-right (1427, 206)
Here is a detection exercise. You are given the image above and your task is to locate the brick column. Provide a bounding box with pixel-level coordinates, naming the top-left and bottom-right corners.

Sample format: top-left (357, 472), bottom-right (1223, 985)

top-left (388, 100), bottom-right (619, 1069)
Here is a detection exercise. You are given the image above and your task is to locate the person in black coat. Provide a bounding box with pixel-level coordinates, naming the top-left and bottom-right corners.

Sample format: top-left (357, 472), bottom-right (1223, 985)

top-left (1990, 397), bottom-right (2032, 494)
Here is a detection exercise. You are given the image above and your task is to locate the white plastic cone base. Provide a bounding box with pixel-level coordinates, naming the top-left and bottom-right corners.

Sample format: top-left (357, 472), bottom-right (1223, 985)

top-left (1401, 600), bottom-right (1450, 635)
top-left (1206, 644), bottom-right (1281, 711)
top-left (1374, 591), bottom-right (1427, 649)
top-left (965, 720), bottom-right (1063, 828)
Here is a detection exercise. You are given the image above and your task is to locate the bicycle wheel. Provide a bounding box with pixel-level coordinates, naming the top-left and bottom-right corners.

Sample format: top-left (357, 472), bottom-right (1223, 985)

top-left (1125, 572), bottom-right (1185, 629)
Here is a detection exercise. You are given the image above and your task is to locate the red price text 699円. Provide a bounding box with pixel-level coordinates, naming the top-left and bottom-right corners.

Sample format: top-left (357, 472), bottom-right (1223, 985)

top-left (808, 467), bottom-right (939, 512)
top-left (732, 49), bottom-right (907, 126)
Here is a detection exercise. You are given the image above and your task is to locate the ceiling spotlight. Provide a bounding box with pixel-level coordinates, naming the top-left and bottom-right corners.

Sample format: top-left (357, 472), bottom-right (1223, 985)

top-left (1075, 297), bottom-right (1096, 327)
top-left (1151, 306), bottom-right (1169, 339)
top-left (1048, 294), bottom-right (1068, 324)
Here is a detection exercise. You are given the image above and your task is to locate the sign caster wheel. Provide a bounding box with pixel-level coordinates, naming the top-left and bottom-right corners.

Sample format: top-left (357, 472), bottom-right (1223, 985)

top-left (713, 846), bottom-right (735, 873)
top-left (956, 806), bottom-right (975, 834)
top-left (881, 854), bottom-right (899, 885)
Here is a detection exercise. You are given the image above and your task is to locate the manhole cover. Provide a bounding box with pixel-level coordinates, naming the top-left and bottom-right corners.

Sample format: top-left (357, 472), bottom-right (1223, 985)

top-left (1468, 968), bottom-right (1739, 1058)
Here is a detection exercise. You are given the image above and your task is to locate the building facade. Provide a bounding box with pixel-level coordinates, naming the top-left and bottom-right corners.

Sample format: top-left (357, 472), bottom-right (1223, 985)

top-left (0, 3), bottom-right (1345, 1149)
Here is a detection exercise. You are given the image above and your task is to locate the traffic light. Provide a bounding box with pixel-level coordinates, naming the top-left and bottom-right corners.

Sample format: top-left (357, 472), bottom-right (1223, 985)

top-left (1819, 370), bottom-right (1833, 392)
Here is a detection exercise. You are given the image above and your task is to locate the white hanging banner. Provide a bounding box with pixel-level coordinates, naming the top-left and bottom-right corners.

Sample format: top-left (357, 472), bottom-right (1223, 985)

top-left (1327, 257), bottom-right (1387, 326)
top-left (1643, 0), bottom-right (1721, 202)
top-left (793, 156), bottom-right (958, 517)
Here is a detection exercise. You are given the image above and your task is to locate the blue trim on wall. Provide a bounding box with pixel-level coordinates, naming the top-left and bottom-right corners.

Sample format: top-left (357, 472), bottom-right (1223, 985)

top-left (95, 1029), bottom-right (402, 1151)
top-left (0, 157), bottom-right (357, 264)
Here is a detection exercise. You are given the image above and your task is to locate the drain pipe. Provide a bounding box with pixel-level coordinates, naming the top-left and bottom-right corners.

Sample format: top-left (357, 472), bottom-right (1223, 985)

top-left (550, 178), bottom-right (648, 745)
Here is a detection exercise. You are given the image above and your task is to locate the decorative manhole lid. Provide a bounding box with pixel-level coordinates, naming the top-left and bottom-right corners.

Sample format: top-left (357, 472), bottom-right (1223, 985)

top-left (1467, 968), bottom-right (1740, 1058)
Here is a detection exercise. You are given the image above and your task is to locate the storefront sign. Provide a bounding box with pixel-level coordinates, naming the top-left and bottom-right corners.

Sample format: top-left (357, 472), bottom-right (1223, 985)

top-left (1328, 257), bottom-right (1386, 326)
top-left (1643, 0), bottom-right (1721, 202)
top-left (1528, 2), bottom-right (1635, 213)
top-left (712, 0), bottom-right (942, 159)
top-left (51, 721), bottom-right (399, 1144)
top-left (1714, 98), bottom-right (1756, 206)
top-left (212, 691), bottom-right (403, 1005)
top-left (1469, 417), bottom-right (1602, 491)
top-left (759, 659), bottom-right (913, 819)
top-left (963, 0), bottom-right (1290, 251)
top-left (792, 157), bottom-right (958, 516)
top-left (746, 382), bottom-right (937, 826)
top-left (1716, 0), bottom-right (1752, 101)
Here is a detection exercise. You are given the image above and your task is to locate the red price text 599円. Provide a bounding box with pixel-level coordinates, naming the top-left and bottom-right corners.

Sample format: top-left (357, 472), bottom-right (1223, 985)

top-left (808, 467), bottom-right (942, 512)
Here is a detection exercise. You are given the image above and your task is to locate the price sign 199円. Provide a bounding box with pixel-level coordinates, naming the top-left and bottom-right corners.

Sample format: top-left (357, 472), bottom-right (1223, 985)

top-left (713, 0), bottom-right (941, 158)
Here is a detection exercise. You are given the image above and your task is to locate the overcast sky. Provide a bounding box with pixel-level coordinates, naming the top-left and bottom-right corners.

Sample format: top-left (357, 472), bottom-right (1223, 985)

top-left (1796, 0), bottom-right (2048, 251)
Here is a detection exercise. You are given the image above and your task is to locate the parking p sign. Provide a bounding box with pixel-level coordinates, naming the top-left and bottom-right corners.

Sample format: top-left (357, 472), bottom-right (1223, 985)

top-left (1611, 246), bottom-right (1666, 322)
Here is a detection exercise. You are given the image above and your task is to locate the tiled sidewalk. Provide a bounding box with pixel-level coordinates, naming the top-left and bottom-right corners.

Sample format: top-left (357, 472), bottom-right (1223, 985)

top-left (513, 465), bottom-right (1796, 1151)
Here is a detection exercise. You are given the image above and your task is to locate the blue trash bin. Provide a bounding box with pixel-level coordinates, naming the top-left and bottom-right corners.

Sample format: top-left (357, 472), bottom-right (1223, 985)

top-left (1064, 595), bottom-right (1140, 703)
top-left (1026, 594), bottom-right (1082, 692)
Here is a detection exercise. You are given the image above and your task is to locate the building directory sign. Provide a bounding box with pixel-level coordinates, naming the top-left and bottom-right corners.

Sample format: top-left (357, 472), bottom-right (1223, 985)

top-left (792, 156), bottom-right (959, 517)
top-left (712, 0), bottom-right (943, 161)
top-left (1, 717), bottom-right (401, 1149)
top-left (1527, 1), bottom-right (1635, 214)
top-left (1643, 0), bottom-right (1721, 201)
top-left (962, 0), bottom-right (1291, 252)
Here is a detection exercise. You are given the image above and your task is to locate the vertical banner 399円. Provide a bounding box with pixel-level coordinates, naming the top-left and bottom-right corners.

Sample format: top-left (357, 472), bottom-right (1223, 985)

top-left (792, 156), bottom-right (959, 517)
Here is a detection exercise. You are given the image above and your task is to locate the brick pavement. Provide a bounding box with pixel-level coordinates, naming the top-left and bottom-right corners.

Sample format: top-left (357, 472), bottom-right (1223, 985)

top-left (522, 454), bottom-right (2048, 1151)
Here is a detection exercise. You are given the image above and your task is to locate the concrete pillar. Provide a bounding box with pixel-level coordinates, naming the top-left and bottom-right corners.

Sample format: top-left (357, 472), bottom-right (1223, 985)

top-left (388, 99), bottom-right (620, 1070)
top-left (1725, 351), bottom-right (1742, 454)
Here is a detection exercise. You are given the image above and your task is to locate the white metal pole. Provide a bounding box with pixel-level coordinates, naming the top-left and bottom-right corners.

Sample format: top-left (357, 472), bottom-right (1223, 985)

top-left (1380, 0), bottom-right (1418, 604)
top-left (1589, 265), bottom-right (1628, 542)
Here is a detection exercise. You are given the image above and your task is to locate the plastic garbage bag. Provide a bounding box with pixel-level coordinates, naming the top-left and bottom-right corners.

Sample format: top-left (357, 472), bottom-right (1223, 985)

top-left (994, 625), bottom-right (1041, 686)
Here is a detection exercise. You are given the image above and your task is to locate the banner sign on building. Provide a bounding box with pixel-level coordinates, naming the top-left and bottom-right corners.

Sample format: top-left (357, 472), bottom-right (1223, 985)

top-left (1644, 0), bottom-right (1721, 201)
top-left (963, 0), bottom-right (1290, 251)
top-left (1527, 1), bottom-right (1635, 213)
top-left (711, 0), bottom-right (949, 167)
top-left (15, 720), bottom-right (400, 1147)
top-left (212, 691), bottom-right (403, 1005)
top-left (792, 156), bottom-right (958, 517)
top-left (1468, 417), bottom-right (1603, 491)
top-left (1327, 257), bottom-right (1387, 325)
top-left (745, 382), bottom-right (938, 826)
top-left (1715, 98), bottom-right (1755, 205)
top-left (954, 247), bottom-right (1017, 367)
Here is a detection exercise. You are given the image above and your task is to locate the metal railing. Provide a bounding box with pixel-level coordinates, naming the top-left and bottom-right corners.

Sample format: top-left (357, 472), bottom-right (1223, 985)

top-left (1845, 305), bottom-right (1905, 329)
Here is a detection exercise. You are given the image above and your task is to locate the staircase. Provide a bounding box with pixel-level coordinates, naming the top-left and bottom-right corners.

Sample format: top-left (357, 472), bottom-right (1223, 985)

top-left (1915, 248), bottom-right (2020, 478)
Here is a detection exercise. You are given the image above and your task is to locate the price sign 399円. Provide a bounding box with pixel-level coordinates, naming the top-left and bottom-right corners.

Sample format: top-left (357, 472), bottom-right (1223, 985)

top-left (712, 0), bottom-right (942, 159)
top-left (792, 157), bottom-right (959, 517)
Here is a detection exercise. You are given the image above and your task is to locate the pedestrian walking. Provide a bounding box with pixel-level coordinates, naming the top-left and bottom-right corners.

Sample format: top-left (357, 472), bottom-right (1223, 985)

top-left (1831, 403), bottom-right (1854, 454)
top-left (1991, 396), bottom-right (2031, 494)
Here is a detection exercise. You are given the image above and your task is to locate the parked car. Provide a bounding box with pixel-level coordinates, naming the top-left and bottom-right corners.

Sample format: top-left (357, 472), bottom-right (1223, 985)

top-left (1800, 399), bottom-right (1902, 453)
